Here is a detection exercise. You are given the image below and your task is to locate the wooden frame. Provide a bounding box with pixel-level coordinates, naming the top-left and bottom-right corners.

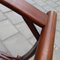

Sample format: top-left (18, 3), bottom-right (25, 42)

top-left (0, 0), bottom-right (57, 60)
top-left (35, 11), bottom-right (57, 60)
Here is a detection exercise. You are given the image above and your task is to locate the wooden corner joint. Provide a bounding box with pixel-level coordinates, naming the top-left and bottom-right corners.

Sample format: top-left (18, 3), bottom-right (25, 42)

top-left (35, 11), bottom-right (57, 60)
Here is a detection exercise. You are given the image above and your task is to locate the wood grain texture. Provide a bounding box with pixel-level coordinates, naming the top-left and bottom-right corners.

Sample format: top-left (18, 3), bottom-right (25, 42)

top-left (35, 11), bottom-right (57, 60)
top-left (1, 0), bottom-right (48, 27)
top-left (0, 0), bottom-right (57, 60)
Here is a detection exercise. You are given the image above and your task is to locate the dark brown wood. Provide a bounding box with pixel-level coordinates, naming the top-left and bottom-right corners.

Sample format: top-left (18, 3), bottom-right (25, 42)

top-left (20, 16), bottom-right (40, 60)
top-left (23, 17), bottom-right (40, 40)
top-left (0, 0), bottom-right (57, 60)
top-left (1, 0), bottom-right (48, 27)
top-left (35, 11), bottom-right (57, 60)
top-left (0, 51), bottom-right (17, 60)
top-left (22, 42), bottom-right (37, 60)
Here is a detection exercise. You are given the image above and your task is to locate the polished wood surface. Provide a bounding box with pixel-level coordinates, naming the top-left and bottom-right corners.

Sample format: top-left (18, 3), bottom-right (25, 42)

top-left (1, 0), bottom-right (48, 27)
top-left (35, 11), bottom-right (57, 60)
top-left (0, 0), bottom-right (57, 60)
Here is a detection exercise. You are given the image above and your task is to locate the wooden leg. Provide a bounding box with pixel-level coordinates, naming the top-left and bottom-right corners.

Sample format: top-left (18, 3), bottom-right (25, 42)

top-left (21, 17), bottom-right (40, 60)
top-left (35, 11), bottom-right (57, 60)
top-left (23, 17), bottom-right (40, 40)
top-left (22, 42), bottom-right (37, 60)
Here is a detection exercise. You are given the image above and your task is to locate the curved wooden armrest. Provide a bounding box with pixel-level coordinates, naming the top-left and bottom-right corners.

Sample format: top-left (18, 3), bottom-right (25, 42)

top-left (0, 0), bottom-right (48, 27)
top-left (35, 11), bottom-right (57, 60)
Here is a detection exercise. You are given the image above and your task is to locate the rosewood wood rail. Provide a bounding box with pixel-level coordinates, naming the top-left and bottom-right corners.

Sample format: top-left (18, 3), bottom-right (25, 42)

top-left (0, 0), bottom-right (57, 60)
